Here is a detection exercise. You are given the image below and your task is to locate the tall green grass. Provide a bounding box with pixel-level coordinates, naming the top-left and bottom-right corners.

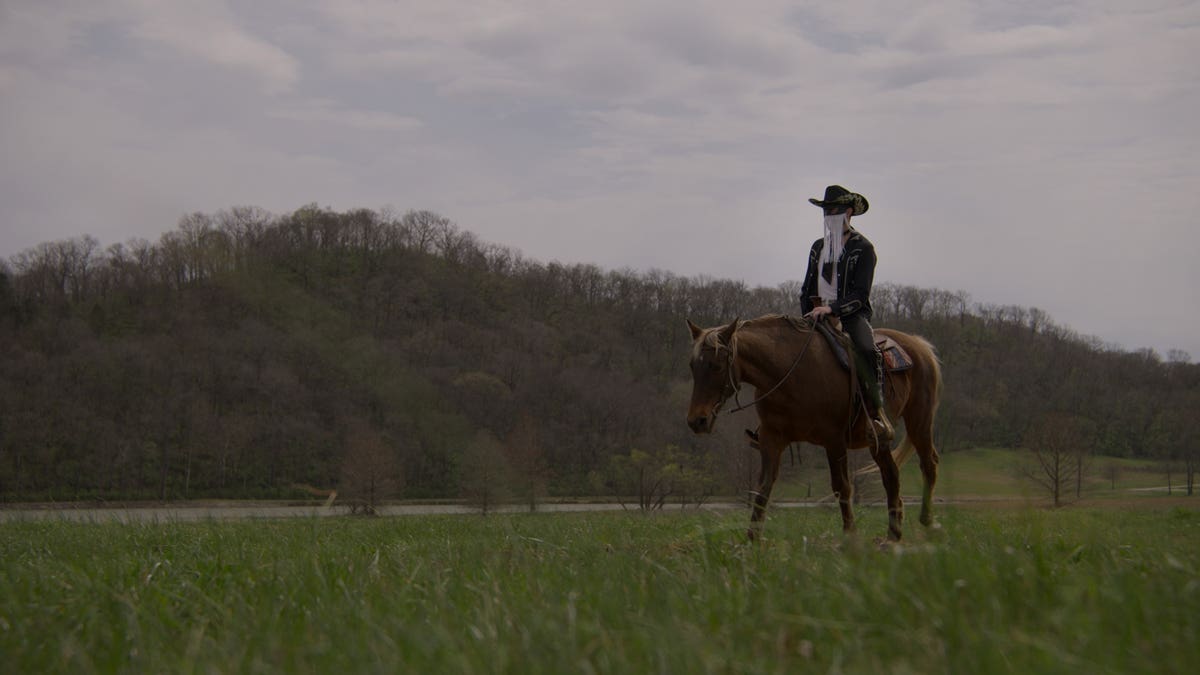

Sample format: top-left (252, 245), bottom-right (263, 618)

top-left (1, 506), bottom-right (1197, 674)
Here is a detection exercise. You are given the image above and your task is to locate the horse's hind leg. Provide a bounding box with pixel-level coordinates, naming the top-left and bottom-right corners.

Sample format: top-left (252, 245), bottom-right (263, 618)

top-left (825, 445), bottom-right (855, 533)
top-left (870, 442), bottom-right (903, 540)
top-left (907, 418), bottom-right (940, 527)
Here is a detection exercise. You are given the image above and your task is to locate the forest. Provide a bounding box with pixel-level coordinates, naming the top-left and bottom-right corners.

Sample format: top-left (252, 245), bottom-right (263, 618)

top-left (1, 205), bottom-right (1196, 503)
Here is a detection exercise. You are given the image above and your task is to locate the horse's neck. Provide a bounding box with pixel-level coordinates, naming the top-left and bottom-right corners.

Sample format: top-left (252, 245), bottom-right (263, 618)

top-left (734, 323), bottom-right (818, 389)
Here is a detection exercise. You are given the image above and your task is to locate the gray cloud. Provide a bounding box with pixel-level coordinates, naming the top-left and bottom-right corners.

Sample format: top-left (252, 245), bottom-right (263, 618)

top-left (126, 0), bottom-right (300, 92)
top-left (2, 0), bottom-right (1198, 358)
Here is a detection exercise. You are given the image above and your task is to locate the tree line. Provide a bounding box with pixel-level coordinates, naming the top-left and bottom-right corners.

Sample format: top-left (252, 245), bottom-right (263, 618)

top-left (0, 204), bottom-right (1195, 503)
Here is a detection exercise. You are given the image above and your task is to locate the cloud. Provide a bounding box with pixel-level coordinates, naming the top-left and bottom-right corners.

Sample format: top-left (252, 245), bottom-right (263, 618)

top-left (268, 99), bottom-right (423, 132)
top-left (125, 0), bottom-right (299, 93)
top-left (2, 0), bottom-right (1199, 356)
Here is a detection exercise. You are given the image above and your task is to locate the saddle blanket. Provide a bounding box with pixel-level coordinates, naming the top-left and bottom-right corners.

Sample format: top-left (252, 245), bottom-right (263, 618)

top-left (876, 335), bottom-right (913, 372)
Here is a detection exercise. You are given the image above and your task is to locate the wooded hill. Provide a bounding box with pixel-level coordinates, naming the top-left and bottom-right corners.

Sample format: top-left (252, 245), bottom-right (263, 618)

top-left (1, 205), bottom-right (1196, 503)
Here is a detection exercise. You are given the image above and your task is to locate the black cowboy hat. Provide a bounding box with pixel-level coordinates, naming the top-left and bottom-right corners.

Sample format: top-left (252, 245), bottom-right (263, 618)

top-left (808, 185), bottom-right (868, 215)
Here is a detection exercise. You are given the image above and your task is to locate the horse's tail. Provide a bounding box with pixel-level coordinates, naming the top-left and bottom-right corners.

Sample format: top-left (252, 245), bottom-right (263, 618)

top-left (892, 333), bottom-right (941, 469)
top-left (854, 434), bottom-right (917, 479)
top-left (890, 435), bottom-right (917, 468)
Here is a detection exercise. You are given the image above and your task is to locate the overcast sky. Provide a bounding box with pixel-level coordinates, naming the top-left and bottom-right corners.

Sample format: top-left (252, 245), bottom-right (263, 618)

top-left (2, 1), bottom-right (1198, 358)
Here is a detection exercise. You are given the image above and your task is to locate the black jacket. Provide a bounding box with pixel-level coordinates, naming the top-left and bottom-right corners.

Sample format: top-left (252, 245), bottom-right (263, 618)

top-left (799, 229), bottom-right (877, 319)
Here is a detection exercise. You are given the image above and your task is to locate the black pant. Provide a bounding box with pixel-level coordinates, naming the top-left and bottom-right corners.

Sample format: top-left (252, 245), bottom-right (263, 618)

top-left (842, 312), bottom-right (883, 410)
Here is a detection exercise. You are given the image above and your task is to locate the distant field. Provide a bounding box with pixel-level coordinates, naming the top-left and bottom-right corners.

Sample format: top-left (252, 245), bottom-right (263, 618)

top-left (771, 446), bottom-right (1191, 503)
top-left (2, 505), bottom-right (1197, 674)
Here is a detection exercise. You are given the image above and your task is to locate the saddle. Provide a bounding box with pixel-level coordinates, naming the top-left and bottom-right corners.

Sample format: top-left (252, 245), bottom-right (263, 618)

top-left (744, 316), bottom-right (909, 449)
top-left (812, 319), bottom-right (913, 373)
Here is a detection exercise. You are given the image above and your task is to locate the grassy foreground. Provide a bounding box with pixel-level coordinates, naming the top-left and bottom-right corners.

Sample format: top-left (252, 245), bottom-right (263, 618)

top-left (1, 505), bottom-right (1197, 674)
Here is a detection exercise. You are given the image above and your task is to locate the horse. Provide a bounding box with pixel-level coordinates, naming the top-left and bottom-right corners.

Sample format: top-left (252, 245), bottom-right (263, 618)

top-left (686, 314), bottom-right (942, 541)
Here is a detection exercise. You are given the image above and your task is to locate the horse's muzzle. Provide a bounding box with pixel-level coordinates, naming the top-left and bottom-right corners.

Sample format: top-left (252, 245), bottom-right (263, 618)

top-left (688, 414), bottom-right (715, 434)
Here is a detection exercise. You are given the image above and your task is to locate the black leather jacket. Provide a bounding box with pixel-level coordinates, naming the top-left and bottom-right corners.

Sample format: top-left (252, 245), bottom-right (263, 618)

top-left (799, 229), bottom-right (877, 320)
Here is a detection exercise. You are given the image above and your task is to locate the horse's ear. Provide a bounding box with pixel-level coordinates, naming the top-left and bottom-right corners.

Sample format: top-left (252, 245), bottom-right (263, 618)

top-left (717, 317), bottom-right (740, 345)
top-left (687, 318), bottom-right (703, 340)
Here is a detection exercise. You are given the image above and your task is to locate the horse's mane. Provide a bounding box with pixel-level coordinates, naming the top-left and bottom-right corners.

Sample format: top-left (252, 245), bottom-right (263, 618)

top-left (695, 326), bottom-right (731, 359)
top-left (741, 313), bottom-right (799, 330)
top-left (740, 313), bottom-right (816, 337)
top-left (693, 314), bottom-right (814, 360)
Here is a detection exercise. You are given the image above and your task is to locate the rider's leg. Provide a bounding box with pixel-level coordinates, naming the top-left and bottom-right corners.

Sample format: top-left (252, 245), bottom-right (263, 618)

top-left (841, 312), bottom-right (893, 444)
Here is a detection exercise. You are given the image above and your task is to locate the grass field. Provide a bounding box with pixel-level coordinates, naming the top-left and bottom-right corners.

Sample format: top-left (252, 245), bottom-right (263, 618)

top-left (2, 504), bottom-right (1198, 674)
top-left (907, 449), bottom-right (1187, 499)
top-left (771, 447), bottom-right (1191, 503)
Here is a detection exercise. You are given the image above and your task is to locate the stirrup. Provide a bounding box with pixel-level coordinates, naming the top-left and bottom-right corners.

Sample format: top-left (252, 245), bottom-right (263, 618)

top-left (744, 428), bottom-right (761, 449)
top-left (871, 412), bottom-right (895, 444)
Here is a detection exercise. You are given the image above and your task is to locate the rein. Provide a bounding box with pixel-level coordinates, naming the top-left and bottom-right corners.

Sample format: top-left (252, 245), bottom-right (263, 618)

top-left (725, 317), bottom-right (819, 414)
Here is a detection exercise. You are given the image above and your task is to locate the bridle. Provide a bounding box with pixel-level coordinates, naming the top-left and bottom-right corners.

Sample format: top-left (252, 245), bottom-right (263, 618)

top-left (689, 335), bottom-right (740, 425)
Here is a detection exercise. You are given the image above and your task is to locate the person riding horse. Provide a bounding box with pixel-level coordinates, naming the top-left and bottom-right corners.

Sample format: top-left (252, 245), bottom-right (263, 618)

top-left (800, 184), bottom-right (894, 445)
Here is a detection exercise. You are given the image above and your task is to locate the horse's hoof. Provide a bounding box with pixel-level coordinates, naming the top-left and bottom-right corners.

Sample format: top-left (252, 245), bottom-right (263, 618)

top-left (874, 537), bottom-right (898, 551)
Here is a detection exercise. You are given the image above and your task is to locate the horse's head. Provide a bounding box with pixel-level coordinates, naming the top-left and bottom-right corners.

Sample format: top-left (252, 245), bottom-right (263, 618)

top-left (686, 318), bottom-right (741, 434)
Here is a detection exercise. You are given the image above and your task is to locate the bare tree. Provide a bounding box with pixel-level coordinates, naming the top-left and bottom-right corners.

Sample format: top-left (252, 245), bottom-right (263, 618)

top-left (1074, 445), bottom-right (1092, 499)
top-left (339, 420), bottom-right (402, 515)
top-left (460, 430), bottom-right (512, 515)
top-left (1164, 460), bottom-right (1178, 496)
top-left (505, 414), bottom-right (551, 512)
top-left (1020, 413), bottom-right (1093, 506)
top-left (1101, 463), bottom-right (1122, 490)
top-left (1180, 451), bottom-right (1190, 494)
top-left (1185, 451), bottom-right (1197, 498)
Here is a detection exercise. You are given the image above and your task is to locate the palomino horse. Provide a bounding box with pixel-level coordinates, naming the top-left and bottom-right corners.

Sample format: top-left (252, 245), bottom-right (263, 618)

top-left (686, 314), bottom-right (942, 540)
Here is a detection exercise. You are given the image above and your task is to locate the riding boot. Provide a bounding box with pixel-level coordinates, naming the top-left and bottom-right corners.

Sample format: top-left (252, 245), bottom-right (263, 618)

top-left (867, 397), bottom-right (895, 447)
top-left (866, 354), bottom-right (894, 446)
top-left (842, 312), bottom-right (893, 448)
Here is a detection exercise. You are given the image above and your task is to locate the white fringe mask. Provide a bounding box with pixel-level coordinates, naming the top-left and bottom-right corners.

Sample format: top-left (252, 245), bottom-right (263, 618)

top-left (818, 212), bottom-right (847, 302)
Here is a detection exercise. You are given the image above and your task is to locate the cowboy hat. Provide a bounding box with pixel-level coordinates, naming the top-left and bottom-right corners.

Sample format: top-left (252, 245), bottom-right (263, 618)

top-left (808, 185), bottom-right (868, 215)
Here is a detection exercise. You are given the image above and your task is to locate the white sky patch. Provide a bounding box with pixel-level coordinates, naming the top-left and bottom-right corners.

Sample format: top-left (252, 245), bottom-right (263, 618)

top-left (268, 99), bottom-right (424, 132)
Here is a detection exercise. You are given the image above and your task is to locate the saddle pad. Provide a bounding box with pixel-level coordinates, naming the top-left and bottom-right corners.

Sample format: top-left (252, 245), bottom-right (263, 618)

top-left (876, 335), bottom-right (913, 372)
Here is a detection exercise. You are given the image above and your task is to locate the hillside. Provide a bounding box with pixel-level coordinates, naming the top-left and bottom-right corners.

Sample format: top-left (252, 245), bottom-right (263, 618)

top-left (1, 205), bottom-right (1196, 502)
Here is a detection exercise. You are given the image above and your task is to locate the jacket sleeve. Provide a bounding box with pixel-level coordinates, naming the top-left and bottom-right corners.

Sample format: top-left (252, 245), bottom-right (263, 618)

top-left (799, 239), bottom-right (822, 315)
top-left (831, 242), bottom-right (876, 317)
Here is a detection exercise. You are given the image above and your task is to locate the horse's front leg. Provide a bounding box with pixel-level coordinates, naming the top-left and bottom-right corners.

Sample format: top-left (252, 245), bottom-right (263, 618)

top-left (825, 444), bottom-right (855, 533)
top-left (747, 433), bottom-right (785, 541)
